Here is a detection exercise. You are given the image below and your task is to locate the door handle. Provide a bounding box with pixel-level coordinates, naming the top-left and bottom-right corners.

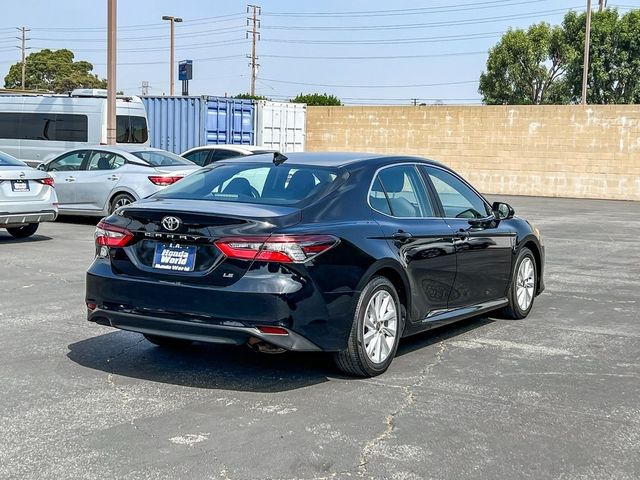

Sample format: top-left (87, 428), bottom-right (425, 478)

top-left (392, 230), bottom-right (413, 242)
top-left (107, 175), bottom-right (119, 181)
top-left (65, 177), bottom-right (76, 182)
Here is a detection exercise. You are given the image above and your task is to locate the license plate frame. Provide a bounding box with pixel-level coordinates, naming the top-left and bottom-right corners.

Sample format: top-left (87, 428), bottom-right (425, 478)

top-left (152, 243), bottom-right (196, 272)
top-left (11, 180), bottom-right (30, 192)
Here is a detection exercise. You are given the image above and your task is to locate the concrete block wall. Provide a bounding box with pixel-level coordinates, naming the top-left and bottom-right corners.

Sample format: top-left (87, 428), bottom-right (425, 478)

top-left (305, 105), bottom-right (640, 201)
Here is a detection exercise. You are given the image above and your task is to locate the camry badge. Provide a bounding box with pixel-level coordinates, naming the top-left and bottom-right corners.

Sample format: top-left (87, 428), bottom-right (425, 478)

top-left (161, 216), bottom-right (181, 231)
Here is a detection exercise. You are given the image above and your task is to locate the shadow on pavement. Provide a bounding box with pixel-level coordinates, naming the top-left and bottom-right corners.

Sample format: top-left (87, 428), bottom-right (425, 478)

top-left (67, 315), bottom-right (493, 392)
top-left (0, 233), bottom-right (52, 243)
top-left (55, 215), bottom-right (101, 226)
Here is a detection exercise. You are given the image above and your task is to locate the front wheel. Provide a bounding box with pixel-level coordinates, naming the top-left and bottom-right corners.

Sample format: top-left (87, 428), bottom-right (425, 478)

top-left (500, 247), bottom-right (537, 319)
top-left (6, 223), bottom-right (39, 238)
top-left (333, 277), bottom-right (401, 377)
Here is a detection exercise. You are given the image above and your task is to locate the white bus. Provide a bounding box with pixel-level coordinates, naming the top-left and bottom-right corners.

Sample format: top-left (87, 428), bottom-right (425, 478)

top-left (0, 89), bottom-right (149, 166)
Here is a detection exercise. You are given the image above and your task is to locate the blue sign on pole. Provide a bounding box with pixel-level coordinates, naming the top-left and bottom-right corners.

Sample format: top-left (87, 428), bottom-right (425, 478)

top-left (179, 60), bottom-right (193, 81)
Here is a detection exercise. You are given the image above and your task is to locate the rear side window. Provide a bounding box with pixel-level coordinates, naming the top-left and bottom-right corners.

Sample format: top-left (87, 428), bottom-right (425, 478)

top-left (131, 150), bottom-right (193, 167)
top-left (0, 113), bottom-right (88, 141)
top-left (116, 116), bottom-right (148, 143)
top-left (183, 149), bottom-right (210, 167)
top-left (209, 149), bottom-right (245, 163)
top-left (155, 163), bottom-right (343, 207)
top-left (374, 165), bottom-right (434, 218)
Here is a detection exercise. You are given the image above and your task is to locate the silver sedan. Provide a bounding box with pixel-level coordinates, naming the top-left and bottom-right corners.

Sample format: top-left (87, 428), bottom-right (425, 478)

top-left (39, 146), bottom-right (200, 216)
top-left (0, 151), bottom-right (58, 238)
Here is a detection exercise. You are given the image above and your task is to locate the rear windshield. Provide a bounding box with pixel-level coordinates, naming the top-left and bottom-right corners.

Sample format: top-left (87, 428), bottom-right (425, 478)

top-left (131, 150), bottom-right (193, 167)
top-left (154, 163), bottom-right (344, 206)
top-left (0, 151), bottom-right (26, 167)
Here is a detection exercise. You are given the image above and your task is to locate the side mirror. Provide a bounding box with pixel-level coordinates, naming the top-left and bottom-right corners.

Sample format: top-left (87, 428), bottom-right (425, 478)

top-left (36, 163), bottom-right (46, 171)
top-left (492, 201), bottom-right (515, 220)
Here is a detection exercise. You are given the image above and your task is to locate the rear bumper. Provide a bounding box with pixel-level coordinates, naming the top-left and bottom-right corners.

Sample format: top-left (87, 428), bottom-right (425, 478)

top-left (85, 260), bottom-right (358, 351)
top-left (88, 307), bottom-right (322, 351)
top-left (0, 210), bottom-right (57, 226)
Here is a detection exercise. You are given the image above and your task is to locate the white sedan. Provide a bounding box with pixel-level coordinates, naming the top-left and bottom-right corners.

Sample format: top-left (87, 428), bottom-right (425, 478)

top-left (0, 151), bottom-right (57, 238)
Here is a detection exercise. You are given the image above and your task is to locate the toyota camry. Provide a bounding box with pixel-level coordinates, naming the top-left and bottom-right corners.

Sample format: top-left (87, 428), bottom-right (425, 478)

top-left (86, 152), bottom-right (544, 377)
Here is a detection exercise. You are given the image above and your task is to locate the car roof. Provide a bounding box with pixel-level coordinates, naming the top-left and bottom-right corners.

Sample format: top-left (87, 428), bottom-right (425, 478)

top-left (88, 146), bottom-right (172, 154)
top-left (183, 145), bottom-right (276, 154)
top-left (219, 152), bottom-right (444, 168)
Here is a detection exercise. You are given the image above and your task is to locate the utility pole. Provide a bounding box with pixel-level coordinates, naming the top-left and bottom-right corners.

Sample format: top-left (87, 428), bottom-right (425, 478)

top-left (141, 81), bottom-right (149, 96)
top-left (598, 0), bottom-right (606, 11)
top-left (16, 27), bottom-right (30, 89)
top-left (581, 0), bottom-right (592, 105)
top-left (247, 4), bottom-right (261, 96)
top-left (162, 16), bottom-right (183, 96)
top-left (107, 0), bottom-right (117, 145)
top-left (411, 98), bottom-right (418, 106)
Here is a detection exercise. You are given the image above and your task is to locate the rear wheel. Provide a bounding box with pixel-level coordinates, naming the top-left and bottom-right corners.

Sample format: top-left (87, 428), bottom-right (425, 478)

top-left (109, 193), bottom-right (135, 214)
top-left (334, 277), bottom-right (401, 377)
top-left (500, 247), bottom-right (537, 319)
top-left (143, 334), bottom-right (192, 349)
top-left (6, 223), bottom-right (39, 238)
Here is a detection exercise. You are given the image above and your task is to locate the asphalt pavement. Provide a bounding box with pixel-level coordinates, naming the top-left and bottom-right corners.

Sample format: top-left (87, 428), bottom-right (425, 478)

top-left (1, 195), bottom-right (639, 480)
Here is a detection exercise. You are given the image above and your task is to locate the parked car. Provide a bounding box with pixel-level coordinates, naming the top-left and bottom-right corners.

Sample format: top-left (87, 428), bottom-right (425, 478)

top-left (85, 153), bottom-right (545, 377)
top-left (0, 89), bottom-right (149, 167)
top-left (181, 145), bottom-right (276, 167)
top-left (0, 151), bottom-right (57, 238)
top-left (38, 146), bottom-right (199, 216)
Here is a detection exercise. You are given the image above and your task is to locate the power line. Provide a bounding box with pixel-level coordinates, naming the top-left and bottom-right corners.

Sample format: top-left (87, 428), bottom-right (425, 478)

top-left (259, 79), bottom-right (479, 89)
top-left (261, 51), bottom-right (487, 60)
top-left (261, 7), bottom-right (580, 31)
top-left (262, 31), bottom-right (504, 46)
top-left (262, 0), bottom-right (552, 17)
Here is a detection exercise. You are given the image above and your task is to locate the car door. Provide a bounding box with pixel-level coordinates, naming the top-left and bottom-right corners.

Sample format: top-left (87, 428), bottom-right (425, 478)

top-left (422, 165), bottom-right (515, 309)
top-left (74, 150), bottom-right (127, 211)
top-left (370, 164), bottom-right (457, 324)
top-left (45, 150), bottom-right (89, 207)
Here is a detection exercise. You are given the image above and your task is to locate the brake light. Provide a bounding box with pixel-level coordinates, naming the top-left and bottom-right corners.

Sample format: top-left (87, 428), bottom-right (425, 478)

top-left (215, 235), bottom-right (338, 263)
top-left (148, 175), bottom-right (183, 186)
top-left (37, 177), bottom-right (55, 187)
top-left (95, 220), bottom-right (133, 247)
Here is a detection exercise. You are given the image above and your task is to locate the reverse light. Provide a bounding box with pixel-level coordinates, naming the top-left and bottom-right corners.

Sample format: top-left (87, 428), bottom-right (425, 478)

top-left (37, 177), bottom-right (55, 187)
top-left (215, 235), bottom-right (339, 263)
top-left (95, 220), bottom-right (133, 248)
top-left (148, 175), bottom-right (183, 186)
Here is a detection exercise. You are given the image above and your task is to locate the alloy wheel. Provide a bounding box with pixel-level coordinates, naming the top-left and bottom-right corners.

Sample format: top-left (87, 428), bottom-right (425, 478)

top-left (516, 257), bottom-right (535, 311)
top-left (362, 290), bottom-right (398, 364)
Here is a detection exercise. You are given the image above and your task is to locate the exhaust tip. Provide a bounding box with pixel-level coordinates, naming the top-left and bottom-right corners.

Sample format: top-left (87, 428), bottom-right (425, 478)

top-left (247, 337), bottom-right (286, 355)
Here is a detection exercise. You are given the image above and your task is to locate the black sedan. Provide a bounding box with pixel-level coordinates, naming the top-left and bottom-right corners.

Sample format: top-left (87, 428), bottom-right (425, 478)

top-left (86, 152), bottom-right (544, 377)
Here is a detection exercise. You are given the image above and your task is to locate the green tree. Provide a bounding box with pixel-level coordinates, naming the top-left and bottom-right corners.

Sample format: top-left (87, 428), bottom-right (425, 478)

top-left (291, 93), bottom-right (341, 106)
top-left (233, 93), bottom-right (269, 100)
top-left (563, 9), bottom-right (640, 104)
top-left (4, 49), bottom-right (106, 93)
top-left (479, 23), bottom-right (570, 105)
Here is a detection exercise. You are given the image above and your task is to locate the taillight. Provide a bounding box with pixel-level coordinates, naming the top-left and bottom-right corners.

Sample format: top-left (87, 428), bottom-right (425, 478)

top-left (148, 176), bottom-right (183, 186)
top-left (37, 177), bottom-right (55, 187)
top-left (95, 220), bottom-right (133, 247)
top-left (215, 235), bottom-right (338, 263)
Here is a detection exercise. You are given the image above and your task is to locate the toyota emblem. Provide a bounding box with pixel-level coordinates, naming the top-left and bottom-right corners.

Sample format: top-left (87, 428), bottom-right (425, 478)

top-left (161, 216), bottom-right (181, 231)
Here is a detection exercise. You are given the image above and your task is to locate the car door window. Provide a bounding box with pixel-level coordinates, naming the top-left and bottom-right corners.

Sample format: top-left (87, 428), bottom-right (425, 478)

top-left (87, 152), bottom-right (126, 171)
top-left (209, 150), bottom-right (245, 163)
top-left (425, 167), bottom-right (491, 219)
top-left (183, 149), bottom-right (210, 167)
top-left (374, 165), bottom-right (434, 218)
top-left (47, 151), bottom-right (87, 172)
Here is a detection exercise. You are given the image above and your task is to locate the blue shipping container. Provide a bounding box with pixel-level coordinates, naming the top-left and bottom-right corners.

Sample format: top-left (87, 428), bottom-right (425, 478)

top-left (141, 96), bottom-right (254, 154)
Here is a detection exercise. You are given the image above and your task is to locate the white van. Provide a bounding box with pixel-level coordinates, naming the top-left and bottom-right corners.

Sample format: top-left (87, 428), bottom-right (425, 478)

top-left (0, 89), bottom-right (149, 166)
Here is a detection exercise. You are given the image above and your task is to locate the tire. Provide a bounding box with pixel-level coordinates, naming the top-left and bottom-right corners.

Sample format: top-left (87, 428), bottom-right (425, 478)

top-left (109, 193), bottom-right (135, 214)
top-left (143, 334), bottom-right (192, 349)
top-left (500, 247), bottom-right (537, 320)
top-left (333, 276), bottom-right (402, 377)
top-left (6, 223), bottom-right (39, 238)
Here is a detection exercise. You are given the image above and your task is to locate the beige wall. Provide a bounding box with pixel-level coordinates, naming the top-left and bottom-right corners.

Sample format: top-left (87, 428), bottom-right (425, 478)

top-left (306, 105), bottom-right (640, 201)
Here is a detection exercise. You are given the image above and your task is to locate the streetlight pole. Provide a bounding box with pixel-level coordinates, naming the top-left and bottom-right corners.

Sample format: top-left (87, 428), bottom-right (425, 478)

top-left (107, 0), bottom-right (117, 145)
top-left (162, 15), bottom-right (182, 96)
top-left (581, 0), bottom-right (592, 105)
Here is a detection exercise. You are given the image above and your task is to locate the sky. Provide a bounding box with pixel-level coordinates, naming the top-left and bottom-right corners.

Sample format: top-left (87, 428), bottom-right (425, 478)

top-left (1, 0), bottom-right (638, 104)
